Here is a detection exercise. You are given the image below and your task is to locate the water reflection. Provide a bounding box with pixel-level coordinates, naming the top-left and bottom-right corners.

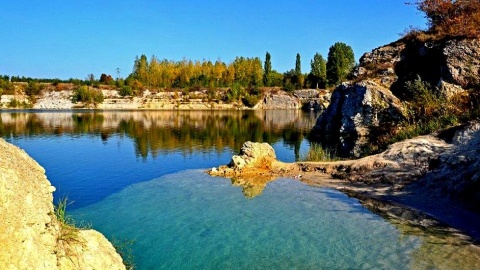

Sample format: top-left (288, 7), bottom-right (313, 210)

top-left (0, 110), bottom-right (320, 160)
top-left (230, 175), bottom-right (277, 198)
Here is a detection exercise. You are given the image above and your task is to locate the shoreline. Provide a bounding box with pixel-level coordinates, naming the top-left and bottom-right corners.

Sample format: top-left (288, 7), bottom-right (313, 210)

top-left (209, 134), bottom-right (480, 243)
top-left (301, 174), bottom-right (480, 243)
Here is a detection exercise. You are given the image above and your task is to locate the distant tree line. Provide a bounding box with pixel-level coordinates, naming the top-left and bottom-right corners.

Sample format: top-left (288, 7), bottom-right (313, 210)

top-left (1, 42), bottom-right (356, 98)
top-left (124, 42), bottom-right (355, 92)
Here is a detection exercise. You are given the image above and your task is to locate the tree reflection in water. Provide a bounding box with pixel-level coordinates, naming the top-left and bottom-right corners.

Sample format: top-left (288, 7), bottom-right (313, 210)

top-left (0, 110), bottom-right (320, 160)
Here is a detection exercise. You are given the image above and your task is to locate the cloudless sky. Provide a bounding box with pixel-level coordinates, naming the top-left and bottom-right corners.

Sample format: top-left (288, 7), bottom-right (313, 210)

top-left (0, 1), bottom-right (426, 80)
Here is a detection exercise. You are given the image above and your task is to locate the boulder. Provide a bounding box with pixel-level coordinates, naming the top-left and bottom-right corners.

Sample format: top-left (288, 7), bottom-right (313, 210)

top-left (229, 141), bottom-right (276, 170)
top-left (314, 81), bottom-right (404, 137)
top-left (0, 138), bottom-right (125, 270)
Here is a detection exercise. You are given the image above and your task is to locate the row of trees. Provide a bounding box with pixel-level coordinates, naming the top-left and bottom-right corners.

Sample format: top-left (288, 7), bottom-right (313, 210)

top-left (1, 42), bottom-right (356, 96)
top-left (125, 42), bottom-right (355, 91)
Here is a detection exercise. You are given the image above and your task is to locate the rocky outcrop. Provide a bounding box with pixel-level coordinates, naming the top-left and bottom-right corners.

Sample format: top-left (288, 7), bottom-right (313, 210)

top-left (4, 88), bottom-right (309, 110)
top-left (313, 81), bottom-right (404, 156)
top-left (254, 90), bottom-right (302, 110)
top-left (411, 121), bottom-right (480, 210)
top-left (34, 91), bottom-right (74, 109)
top-left (314, 37), bottom-right (480, 156)
top-left (359, 38), bottom-right (480, 97)
top-left (0, 138), bottom-right (125, 270)
top-left (357, 42), bottom-right (405, 88)
top-left (209, 142), bottom-right (298, 179)
top-left (299, 134), bottom-right (452, 187)
top-left (443, 39), bottom-right (480, 88)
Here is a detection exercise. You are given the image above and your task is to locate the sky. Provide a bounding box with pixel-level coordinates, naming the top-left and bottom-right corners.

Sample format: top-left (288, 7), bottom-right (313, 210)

top-left (0, 1), bottom-right (427, 80)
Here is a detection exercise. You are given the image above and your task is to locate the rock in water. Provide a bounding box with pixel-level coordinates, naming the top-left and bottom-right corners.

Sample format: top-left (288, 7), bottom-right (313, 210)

top-left (229, 141), bottom-right (277, 170)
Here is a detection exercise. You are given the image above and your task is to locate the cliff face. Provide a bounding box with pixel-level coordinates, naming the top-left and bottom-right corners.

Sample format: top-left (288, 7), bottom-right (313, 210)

top-left (361, 38), bottom-right (480, 96)
top-left (1, 88), bottom-right (322, 110)
top-left (313, 37), bottom-right (480, 156)
top-left (0, 138), bottom-right (125, 270)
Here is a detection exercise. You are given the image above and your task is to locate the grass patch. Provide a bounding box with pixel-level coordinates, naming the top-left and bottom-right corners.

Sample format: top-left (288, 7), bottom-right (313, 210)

top-left (54, 197), bottom-right (84, 265)
top-left (301, 143), bottom-right (340, 162)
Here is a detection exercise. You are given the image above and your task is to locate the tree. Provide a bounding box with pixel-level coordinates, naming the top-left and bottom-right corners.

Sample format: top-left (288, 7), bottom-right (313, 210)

top-left (87, 74), bottom-right (95, 84)
top-left (99, 73), bottom-right (114, 85)
top-left (115, 68), bottom-right (121, 80)
top-left (310, 53), bottom-right (327, 89)
top-left (263, 52), bottom-right (272, 86)
top-left (326, 42), bottom-right (355, 86)
top-left (288, 53), bottom-right (304, 89)
top-left (295, 53), bottom-right (301, 75)
top-left (132, 54), bottom-right (149, 86)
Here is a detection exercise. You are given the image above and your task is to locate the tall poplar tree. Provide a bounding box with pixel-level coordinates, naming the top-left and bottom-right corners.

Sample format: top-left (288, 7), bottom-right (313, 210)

top-left (295, 53), bottom-right (302, 75)
top-left (263, 52), bottom-right (272, 86)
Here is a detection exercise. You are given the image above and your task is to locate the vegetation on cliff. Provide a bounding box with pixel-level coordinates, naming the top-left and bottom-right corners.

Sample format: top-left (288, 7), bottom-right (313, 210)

top-left (406, 0), bottom-right (480, 41)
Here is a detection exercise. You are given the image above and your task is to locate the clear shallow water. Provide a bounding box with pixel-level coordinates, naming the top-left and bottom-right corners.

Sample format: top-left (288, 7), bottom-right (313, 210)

top-left (2, 110), bottom-right (480, 269)
top-left (72, 171), bottom-right (480, 270)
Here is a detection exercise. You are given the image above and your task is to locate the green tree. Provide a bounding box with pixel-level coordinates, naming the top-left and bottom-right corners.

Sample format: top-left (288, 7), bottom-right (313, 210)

top-left (326, 42), bottom-right (355, 86)
top-left (310, 53), bottom-right (327, 89)
top-left (132, 54), bottom-right (149, 86)
top-left (72, 85), bottom-right (104, 105)
top-left (295, 53), bottom-right (301, 75)
top-left (263, 52), bottom-right (272, 86)
top-left (293, 53), bottom-right (304, 89)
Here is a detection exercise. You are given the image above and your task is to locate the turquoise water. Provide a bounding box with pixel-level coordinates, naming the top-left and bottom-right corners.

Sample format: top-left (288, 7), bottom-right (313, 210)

top-left (73, 170), bottom-right (480, 270)
top-left (2, 111), bottom-right (480, 269)
top-left (73, 170), bottom-right (422, 269)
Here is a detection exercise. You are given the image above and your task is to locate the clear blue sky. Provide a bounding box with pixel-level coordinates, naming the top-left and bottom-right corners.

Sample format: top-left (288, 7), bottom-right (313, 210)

top-left (0, 0), bottom-right (426, 80)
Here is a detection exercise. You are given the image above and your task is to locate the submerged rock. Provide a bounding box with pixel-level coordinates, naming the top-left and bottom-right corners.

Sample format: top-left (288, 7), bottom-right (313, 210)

top-left (0, 138), bottom-right (125, 270)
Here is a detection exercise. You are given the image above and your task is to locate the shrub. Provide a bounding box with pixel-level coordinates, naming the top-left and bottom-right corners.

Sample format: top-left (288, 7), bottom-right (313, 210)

top-left (24, 81), bottom-right (43, 96)
top-left (0, 78), bottom-right (15, 95)
top-left (224, 83), bottom-right (244, 103)
top-left (405, 0), bottom-right (480, 40)
top-left (241, 94), bottom-right (260, 108)
top-left (119, 86), bottom-right (133, 97)
top-left (8, 98), bottom-right (21, 108)
top-left (72, 85), bottom-right (104, 105)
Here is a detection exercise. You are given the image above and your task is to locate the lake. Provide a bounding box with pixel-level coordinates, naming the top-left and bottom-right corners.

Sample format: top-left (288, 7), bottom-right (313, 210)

top-left (2, 110), bottom-right (479, 269)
